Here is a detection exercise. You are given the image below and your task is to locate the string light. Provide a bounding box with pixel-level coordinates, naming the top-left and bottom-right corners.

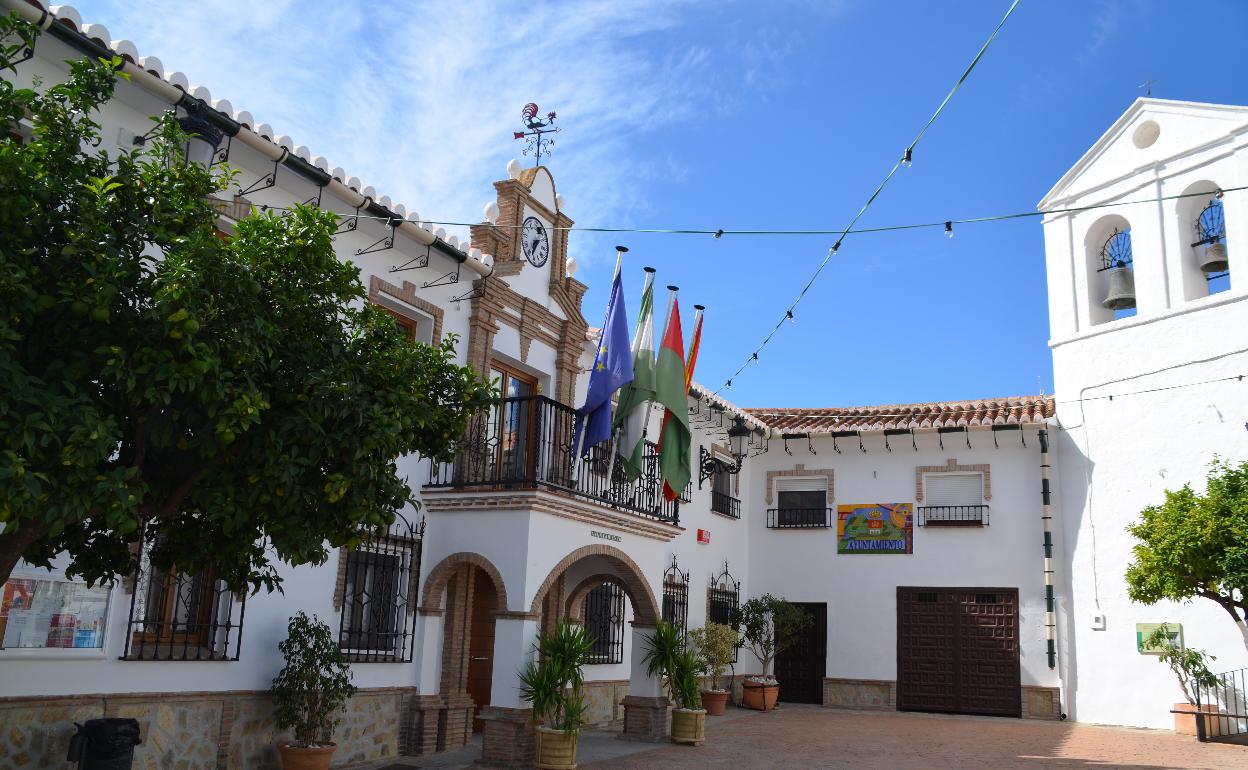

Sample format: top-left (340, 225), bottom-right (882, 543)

top-left (786, 310), bottom-right (795, 323)
top-left (944, 220), bottom-right (954, 239)
top-left (902, 148), bottom-right (913, 167)
top-left (712, 0), bottom-right (1022, 396)
top-left (714, 229), bottom-right (724, 239)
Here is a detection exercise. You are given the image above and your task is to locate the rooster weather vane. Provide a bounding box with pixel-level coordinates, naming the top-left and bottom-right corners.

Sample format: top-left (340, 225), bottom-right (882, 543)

top-left (514, 102), bottom-right (559, 166)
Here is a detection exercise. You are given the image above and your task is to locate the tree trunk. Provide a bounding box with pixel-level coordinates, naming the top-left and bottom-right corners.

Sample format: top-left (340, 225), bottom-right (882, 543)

top-left (0, 520), bottom-right (51, 585)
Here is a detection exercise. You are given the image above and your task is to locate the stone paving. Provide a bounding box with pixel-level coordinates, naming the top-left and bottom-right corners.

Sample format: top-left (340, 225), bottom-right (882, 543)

top-left (385, 705), bottom-right (1248, 769)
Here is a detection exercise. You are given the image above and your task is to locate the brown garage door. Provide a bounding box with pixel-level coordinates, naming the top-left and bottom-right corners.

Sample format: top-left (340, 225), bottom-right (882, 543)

top-left (897, 587), bottom-right (1020, 717)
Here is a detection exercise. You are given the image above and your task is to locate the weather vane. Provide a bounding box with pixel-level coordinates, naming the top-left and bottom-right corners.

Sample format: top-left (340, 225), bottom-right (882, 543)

top-left (514, 102), bottom-right (559, 166)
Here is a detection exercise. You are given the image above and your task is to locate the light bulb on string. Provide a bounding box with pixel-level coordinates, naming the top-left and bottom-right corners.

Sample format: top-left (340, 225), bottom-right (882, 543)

top-left (786, 309), bottom-right (795, 323)
top-left (902, 148), bottom-right (913, 167)
top-left (726, 379), bottom-right (733, 390)
top-left (944, 221), bottom-right (954, 239)
top-left (714, 229), bottom-right (724, 239)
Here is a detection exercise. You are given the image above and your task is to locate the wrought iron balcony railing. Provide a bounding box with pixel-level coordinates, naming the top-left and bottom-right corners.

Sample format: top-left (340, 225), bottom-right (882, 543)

top-left (427, 395), bottom-right (686, 524)
top-left (917, 505), bottom-right (989, 527)
top-left (766, 507), bottom-right (833, 529)
top-left (710, 490), bottom-right (741, 519)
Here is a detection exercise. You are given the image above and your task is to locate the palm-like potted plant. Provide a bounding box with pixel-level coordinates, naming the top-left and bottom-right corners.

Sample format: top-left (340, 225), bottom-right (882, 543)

top-left (735, 594), bottom-right (812, 711)
top-left (689, 622), bottom-right (738, 716)
top-left (1145, 625), bottom-right (1221, 736)
top-left (518, 620), bottom-right (593, 769)
top-left (270, 612), bottom-right (357, 770)
top-left (643, 622), bottom-right (706, 745)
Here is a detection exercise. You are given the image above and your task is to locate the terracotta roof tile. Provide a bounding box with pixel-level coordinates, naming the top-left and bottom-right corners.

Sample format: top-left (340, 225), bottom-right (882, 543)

top-left (746, 395), bottom-right (1054, 434)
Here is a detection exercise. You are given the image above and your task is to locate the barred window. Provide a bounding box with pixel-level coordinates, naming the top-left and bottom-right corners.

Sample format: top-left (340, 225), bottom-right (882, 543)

top-left (123, 542), bottom-right (243, 661)
top-left (661, 557), bottom-right (689, 634)
top-left (708, 562), bottom-right (741, 662)
top-left (337, 515), bottom-right (422, 662)
top-left (584, 581), bottom-right (625, 664)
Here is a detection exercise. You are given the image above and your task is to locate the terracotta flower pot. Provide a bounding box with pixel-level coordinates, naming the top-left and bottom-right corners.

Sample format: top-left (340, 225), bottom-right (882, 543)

top-left (671, 708), bottom-right (707, 746)
top-left (701, 689), bottom-right (729, 716)
top-left (742, 680), bottom-right (779, 711)
top-left (1173, 702), bottom-right (1222, 737)
top-left (277, 741), bottom-right (337, 770)
top-left (535, 726), bottom-right (579, 770)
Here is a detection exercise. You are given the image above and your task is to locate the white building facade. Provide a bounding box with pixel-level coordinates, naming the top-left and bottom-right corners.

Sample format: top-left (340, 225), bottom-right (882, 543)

top-left (1, 2), bottom-right (1247, 768)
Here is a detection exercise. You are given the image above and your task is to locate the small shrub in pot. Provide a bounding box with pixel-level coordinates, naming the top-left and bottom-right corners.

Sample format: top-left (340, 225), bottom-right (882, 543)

top-left (270, 612), bottom-right (357, 770)
top-left (689, 622), bottom-right (738, 715)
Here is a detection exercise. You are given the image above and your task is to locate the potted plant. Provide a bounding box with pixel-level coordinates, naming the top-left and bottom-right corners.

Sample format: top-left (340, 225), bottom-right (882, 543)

top-left (689, 622), bottom-right (739, 716)
top-left (642, 622), bottom-right (706, 746)
top-left (1145, 625), bottom-right (1221, 737)
top-left (735, 594), bottom-right (812, 711)
top-left (518, 620), bottom-right (592, 769)
top-left (270, 612), bottom-right (357, 770)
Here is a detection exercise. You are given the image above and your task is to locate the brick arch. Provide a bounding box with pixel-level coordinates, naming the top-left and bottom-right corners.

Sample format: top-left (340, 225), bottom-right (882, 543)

top-left (419, 551), bottom-right (509, 613)
top-left (528, 544), bottom-right (659, 627)
top-left (564, 574), bottom-right (631, 623)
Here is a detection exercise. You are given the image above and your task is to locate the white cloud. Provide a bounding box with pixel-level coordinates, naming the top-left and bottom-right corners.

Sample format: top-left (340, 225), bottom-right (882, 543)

top-left (71, 0), bottom-right (795, 269)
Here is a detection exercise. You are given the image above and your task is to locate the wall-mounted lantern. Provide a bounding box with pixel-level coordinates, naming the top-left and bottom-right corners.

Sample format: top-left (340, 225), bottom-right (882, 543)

top-left (1099, 229), bottom-right (1136, 310)
top-left (698, 415), bottom-right (752, 489)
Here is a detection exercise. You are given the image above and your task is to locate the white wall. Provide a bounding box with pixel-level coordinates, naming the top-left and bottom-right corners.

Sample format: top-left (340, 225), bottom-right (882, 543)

top-left (1043, 98), bottom-right (1248, 728)
top-left (746, 429), bottom-right (1059, 690)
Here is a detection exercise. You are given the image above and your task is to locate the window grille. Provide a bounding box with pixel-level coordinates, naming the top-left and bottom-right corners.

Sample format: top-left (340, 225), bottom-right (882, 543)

top-left (584, 581), bottom-right (626, 664)
top-left (771, 479), bottom-right (830, 528)
top-left (337, 513), bottom-right (422, 662)
top-left (662, 556), bottom-right (689, 634)
top-left (122, 540), bottom-right (243, 661)
top-left (919, 473), bottom-right (988, 526)
top-left (708, 562), bottom-right (741, 662)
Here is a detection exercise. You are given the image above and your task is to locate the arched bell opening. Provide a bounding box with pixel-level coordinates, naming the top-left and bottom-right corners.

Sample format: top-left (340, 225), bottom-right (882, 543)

top-left (1084, 214), bottom-right (1135, 325)
top-left (1178, 181), bottom-right (1231, 300)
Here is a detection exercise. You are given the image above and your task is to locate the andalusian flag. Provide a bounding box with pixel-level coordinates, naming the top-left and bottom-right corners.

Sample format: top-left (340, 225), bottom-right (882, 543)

top-left (656, 289), bottom-right (690, 500)
top-left (612, 268), bottom-right (656, 480)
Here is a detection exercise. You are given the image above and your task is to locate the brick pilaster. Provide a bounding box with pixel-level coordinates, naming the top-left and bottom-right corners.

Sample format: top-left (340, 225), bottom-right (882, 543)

top-left (621, 695), bottom-right (669, 742)
top-left (479, 706), bottom-right (535, 767)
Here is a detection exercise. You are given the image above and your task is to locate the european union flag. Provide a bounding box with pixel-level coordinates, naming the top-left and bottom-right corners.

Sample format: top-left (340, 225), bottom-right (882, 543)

top-left (573, 265), bottom-right (633, 458)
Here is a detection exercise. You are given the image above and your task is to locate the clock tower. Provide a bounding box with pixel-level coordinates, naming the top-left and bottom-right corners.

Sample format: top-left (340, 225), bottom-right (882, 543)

top-left (467, 163), bottom-right (589, 406)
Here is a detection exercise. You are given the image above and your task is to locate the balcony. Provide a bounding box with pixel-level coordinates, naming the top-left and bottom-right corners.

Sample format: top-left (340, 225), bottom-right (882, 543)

top-left (766, 507), bottom-right (833, 529)
top-left (917, 505), bottom-right (989, 527)
top-left (427, 395), bottom-right (686, 525)
top-left (710, 490), bottom-right (741, 519)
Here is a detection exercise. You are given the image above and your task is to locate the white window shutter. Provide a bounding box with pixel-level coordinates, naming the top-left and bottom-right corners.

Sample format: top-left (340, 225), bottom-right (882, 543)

top-left (776, 477), bottom-right (827, 493)
top-left (925, 473), bottom-right (983, 506)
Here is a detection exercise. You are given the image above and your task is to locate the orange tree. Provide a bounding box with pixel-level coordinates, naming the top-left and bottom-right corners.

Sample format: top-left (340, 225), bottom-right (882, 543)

top-left (0, 15), bottom-right (495, 590)
top-left (1126, 459), bottom-right (1248, 647)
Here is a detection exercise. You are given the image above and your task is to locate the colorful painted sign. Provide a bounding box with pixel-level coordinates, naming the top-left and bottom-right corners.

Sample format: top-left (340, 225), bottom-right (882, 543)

top-left (837, 504), bottom-right (913, 554)
top-left (1136, 622), bottom-right (1183, 655)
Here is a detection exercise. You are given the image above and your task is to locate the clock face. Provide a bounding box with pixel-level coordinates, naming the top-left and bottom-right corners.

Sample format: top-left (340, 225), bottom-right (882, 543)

top-left (521, 216), bottom-right (550, 268)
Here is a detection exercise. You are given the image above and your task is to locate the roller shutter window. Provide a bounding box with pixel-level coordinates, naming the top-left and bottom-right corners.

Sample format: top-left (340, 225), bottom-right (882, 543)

top-left (776, 477), bottom-right (827, 527)
top-left (924, 473), bottom-right (983, 506)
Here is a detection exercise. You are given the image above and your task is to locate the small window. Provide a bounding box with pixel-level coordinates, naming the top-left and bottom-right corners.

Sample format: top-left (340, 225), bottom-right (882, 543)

top-left (584, 582), bottom-right (625, 665)
top-left (710, 467), bottom-right (740, 518)
top-left (123, 543), bottom-right (243, 661)
top-left (924, 474), bottom-right (983, 506)
top-left (773, 478), bottom-right (828, 527)
top-left (708, 564), bottom-right (741, 662)
top-left (661, 559), bottom-right (689, 634)
top-left (338, 519), bottom-right (421, 662)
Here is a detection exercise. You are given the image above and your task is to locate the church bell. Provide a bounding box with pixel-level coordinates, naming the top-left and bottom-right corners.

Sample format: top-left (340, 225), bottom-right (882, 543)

top-left (1102, 264), bottom-right (1136, 310)
top-left (1201, 242), bottom-right (1229, 274)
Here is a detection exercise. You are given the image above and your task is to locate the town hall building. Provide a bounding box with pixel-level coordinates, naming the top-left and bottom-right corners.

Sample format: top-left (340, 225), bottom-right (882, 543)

top-left (1, 2), bottom-right (1246, 768)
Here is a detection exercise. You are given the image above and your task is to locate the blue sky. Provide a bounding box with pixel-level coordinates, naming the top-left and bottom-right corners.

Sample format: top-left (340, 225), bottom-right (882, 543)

top-left (75, 0), bottom-right (1248, 407)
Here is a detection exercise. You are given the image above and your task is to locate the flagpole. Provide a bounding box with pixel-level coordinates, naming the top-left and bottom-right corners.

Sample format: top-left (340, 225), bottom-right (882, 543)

top-left (574, 247), bottom-right (627, 465)
top-left (600, 247), bottom-right (630, 497)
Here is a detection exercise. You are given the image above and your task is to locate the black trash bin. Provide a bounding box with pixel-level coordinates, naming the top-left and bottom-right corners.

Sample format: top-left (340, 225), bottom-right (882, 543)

top-left (67, 718), bottom-right (142, 770)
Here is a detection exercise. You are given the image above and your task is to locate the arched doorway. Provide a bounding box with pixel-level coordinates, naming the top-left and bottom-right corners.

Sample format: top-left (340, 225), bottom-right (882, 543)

top-left (419, 553), bottom-right (509, 747)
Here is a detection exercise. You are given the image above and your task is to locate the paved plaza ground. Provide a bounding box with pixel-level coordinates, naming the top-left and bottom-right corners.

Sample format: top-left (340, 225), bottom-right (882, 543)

top-left (387, 705), bottom-right (1248, 769)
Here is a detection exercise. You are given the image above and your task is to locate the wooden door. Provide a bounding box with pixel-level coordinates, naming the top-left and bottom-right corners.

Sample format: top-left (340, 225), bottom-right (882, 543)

top-left (774, 602), bottom-right (827, 704)
top-left (896, 587), bottom-right (1020, 717)
top-left (467, 568), bottom-right (497, 732)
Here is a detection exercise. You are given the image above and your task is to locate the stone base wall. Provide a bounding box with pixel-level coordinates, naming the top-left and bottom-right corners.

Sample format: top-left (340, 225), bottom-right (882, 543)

top-left (822, 678), bottom-right (1063, 720)
top-left (1021, 686), bottom-right (1063, 720)
top-left (582, 679), bottom-right (629, 726)
top-left (0, 687), bottom-right (417, 770)
top-left (823, 678), bottom-right (897, 711)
